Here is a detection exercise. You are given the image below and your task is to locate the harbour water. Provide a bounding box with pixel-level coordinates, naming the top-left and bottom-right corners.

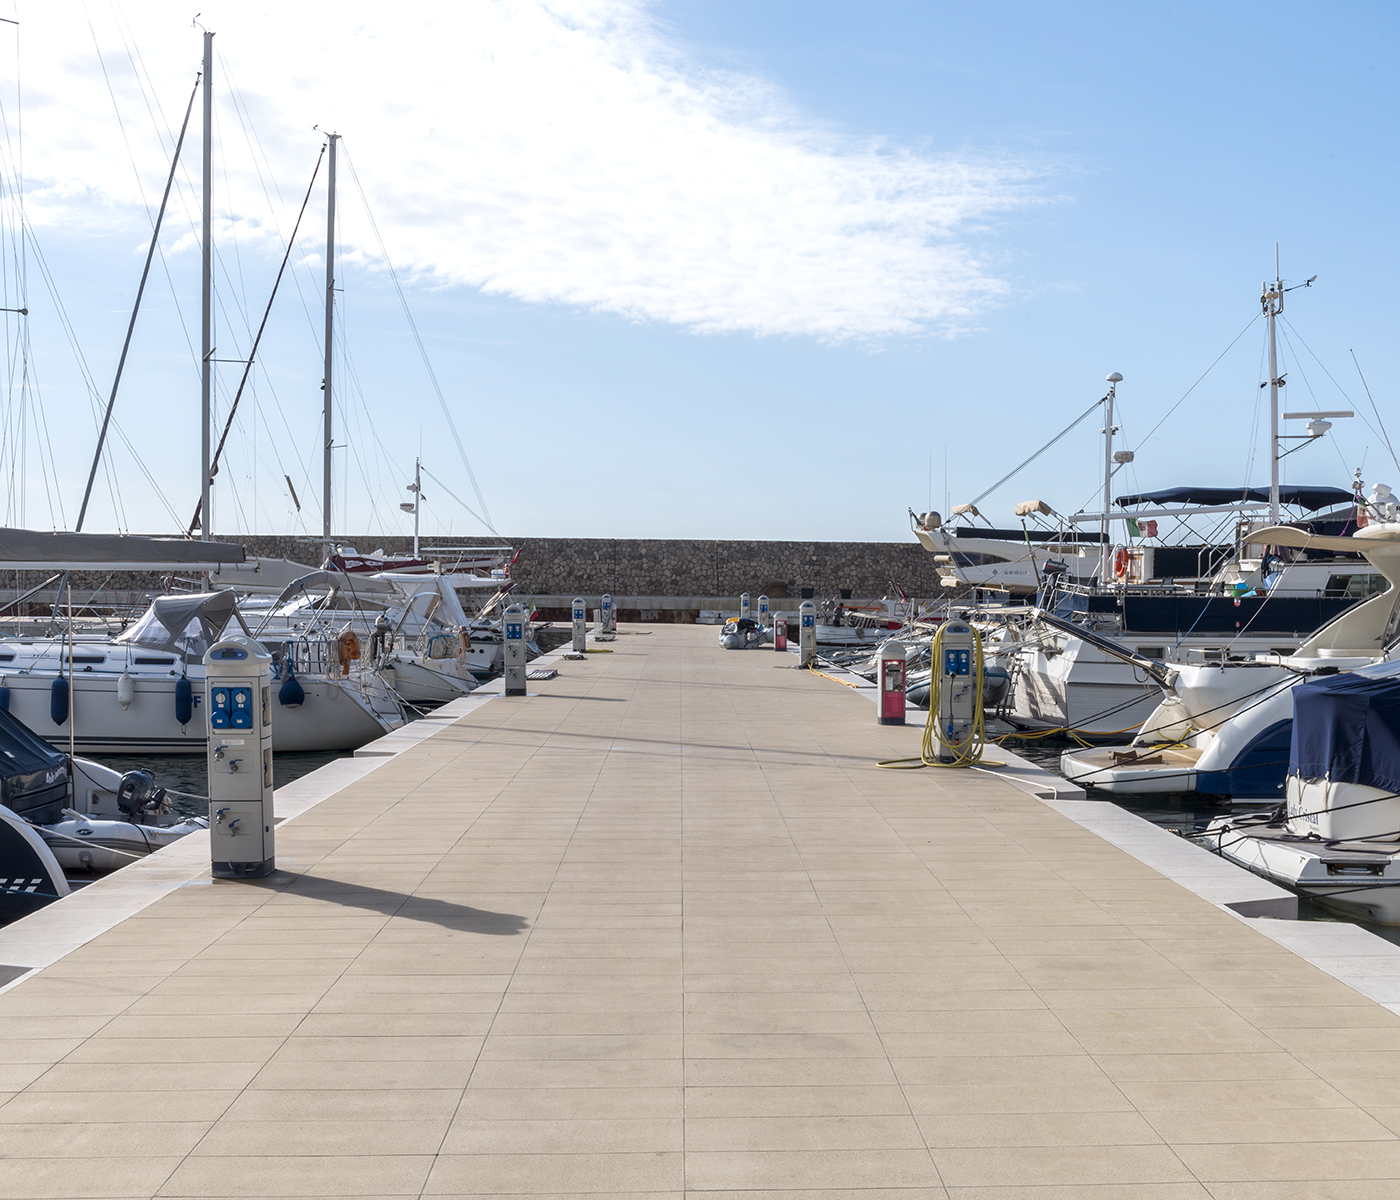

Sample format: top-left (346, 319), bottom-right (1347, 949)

top-left (87, 750), bottom-right (352, 819)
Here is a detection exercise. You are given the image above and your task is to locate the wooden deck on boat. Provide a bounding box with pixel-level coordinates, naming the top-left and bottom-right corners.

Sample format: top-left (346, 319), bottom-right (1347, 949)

top-left (2, 623), bottom-right (1400, 1197)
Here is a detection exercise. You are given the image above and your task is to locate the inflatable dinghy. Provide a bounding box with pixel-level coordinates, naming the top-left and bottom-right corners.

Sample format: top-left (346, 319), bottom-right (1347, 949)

top-left (717, 618), bottom-right (769, 650)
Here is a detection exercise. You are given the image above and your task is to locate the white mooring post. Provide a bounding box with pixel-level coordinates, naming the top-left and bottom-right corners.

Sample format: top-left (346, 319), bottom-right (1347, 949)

top-left (739, 592), bottom-right (751, 623)
top-left (571, 597), bottom-right (586, 653)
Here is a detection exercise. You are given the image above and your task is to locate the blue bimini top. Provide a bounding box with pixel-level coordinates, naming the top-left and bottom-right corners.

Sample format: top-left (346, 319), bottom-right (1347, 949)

top-left (1290, 667), bottom-right (1400, 794)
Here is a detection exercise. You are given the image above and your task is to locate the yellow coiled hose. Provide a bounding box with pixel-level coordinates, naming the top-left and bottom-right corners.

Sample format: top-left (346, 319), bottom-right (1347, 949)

top-left (878, 622), bottom-right (1001, 770)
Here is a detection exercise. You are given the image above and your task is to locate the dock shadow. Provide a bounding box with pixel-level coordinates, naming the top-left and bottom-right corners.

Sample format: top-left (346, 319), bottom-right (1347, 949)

top-left (245, 873), bottom-right (529, 936)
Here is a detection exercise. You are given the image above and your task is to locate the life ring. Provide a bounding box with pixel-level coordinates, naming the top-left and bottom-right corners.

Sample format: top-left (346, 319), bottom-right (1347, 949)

top-left (1112, 547), bottom-right (1131, 579)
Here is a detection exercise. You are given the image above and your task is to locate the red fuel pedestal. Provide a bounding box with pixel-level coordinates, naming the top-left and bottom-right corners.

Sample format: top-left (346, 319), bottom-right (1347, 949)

top-left (774, 617), bottom-right (788, 651)
top-left (877, 639), bottom-right (907, 725)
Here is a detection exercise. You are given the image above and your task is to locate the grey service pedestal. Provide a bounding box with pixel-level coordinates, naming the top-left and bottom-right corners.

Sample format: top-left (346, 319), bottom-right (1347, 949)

top-left (205, 635), bottom-right (275, 879)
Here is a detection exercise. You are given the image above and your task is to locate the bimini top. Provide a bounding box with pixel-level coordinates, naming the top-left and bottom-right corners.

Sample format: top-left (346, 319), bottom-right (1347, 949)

top-left (115, 592), bottom-right (241, 657)
top-left (1289, 662), bottom-right (1400, 794)
top-left (1115, 485), bottom-right (1354, 512)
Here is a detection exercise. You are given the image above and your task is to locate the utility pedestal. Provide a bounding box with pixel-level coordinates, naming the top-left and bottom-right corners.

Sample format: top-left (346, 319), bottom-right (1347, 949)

top-left (799, 600), bottom-right (816, 667)
top-left (206, 635), bottom-right (275, 880)
top-left (877, 640), bottom-right (907, 726)
top-left (503, 603), bottom-right (527, 696)
top-left (936, 621), bottom-right (977, 762)
top-left (571, 597), bottom-right (587, 653)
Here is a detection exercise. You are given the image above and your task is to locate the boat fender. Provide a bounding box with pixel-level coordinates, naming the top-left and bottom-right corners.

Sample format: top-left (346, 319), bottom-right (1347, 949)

top-left (175, 676), bottom-right (193, 726)
top-left (117, 669), bottom-right (136, 710)
top-left (337, 629), bottom-right (361, 674)
top-left (458, 626), bottom-right (471, 658)
top-left (0, 682), bottom-right (9, 711)
top-left (279, 662), bottom-right (306, 708)
top-left (50, 676), bottom-right (69, 726)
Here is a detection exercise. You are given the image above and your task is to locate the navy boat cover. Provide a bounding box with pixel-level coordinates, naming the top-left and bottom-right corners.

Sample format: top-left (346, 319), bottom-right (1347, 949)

top-left (1289, 669), bottom-right (1400, 793)
top-left (1115, 485), bottom-right (1354, 512)
top-left (0, 703), bottom-right (68, 821)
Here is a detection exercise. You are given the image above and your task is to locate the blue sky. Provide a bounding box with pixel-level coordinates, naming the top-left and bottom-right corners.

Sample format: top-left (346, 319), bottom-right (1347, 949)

top-left (1, 1), bottom-right (1395, 543)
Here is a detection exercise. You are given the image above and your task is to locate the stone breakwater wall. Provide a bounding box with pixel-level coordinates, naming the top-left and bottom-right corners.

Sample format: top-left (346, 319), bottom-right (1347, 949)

top-left (499, 538), bottom-right (942, 600)
top-left (229, 534), bottom-right (944, 599)
top-left (0, 535), bottom-right (944, 611)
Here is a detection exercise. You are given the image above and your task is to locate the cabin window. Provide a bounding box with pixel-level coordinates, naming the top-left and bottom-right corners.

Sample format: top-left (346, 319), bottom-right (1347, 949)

top-left (65, 654), bottom-right (105, 664)
top-left (951, 552), bottom-right (1009, 566)
top-left (1136, 646), bottom-right (1165, 660)
top-left (0, 653), bottom-right (13, 663)
top-left (133, 656), bottom-right (176, 666)
top-left (1323, 573), bottom-right (1390, 599)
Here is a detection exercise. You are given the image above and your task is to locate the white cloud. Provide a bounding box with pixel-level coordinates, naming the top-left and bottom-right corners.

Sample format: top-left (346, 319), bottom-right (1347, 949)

top-left (14, 0), bottom-right (1034, 340)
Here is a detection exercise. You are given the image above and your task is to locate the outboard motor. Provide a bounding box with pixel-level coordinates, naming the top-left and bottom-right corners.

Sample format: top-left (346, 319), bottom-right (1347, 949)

top-left (116, 769), bottom-right (168, 821)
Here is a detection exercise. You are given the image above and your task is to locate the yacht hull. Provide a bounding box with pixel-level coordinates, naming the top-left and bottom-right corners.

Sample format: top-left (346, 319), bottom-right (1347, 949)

top-left (0, 673), bottom-right (396, 754)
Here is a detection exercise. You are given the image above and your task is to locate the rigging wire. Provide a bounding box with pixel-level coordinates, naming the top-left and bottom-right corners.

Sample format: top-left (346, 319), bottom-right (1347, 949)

top-left (1135, 312), bottom-right (1261, 450)
top-left (189, 144), bottom-right (326, 534)
top-left (1351, 350), bottom-right (1400, 481)
top-left (340, 142), bottom-right (496, 534)
top-left (77, 71), bottom-right (201, 533)
top-left (971, 394), bottom-right (1105, 509)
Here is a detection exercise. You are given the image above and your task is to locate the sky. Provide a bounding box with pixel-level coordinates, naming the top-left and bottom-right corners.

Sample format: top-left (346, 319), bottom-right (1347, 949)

top-left (0, 0), bottom-right (1394, 544)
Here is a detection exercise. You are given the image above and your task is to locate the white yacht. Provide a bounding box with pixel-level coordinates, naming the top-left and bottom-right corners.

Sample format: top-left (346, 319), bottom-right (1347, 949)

top-left (1059, 520), bottom-right (1400, 801)
top-left (1200, 659), bottom-right (1400, 923)
top-left (0, 592), bottom-right (402, 754)
top-left (998, 487), bottom-right (1376, 737)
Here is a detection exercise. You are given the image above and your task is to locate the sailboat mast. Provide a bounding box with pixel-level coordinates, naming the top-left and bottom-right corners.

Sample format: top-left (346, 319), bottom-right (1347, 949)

top-left (322, 133), bottom-right (337, 559)
top-left (413, 458), bottom-right (421, 558)
top-left (1265, 245), bottom-right (1283, 526)
top-left (200, 31), bottom-right (213, 541)
top-left (1100, 372), bottom-right (1122, 585)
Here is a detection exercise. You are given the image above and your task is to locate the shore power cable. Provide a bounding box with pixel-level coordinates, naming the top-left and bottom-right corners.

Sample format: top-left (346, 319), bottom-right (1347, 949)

top-left (879, 621), bottom-right (1002, 771)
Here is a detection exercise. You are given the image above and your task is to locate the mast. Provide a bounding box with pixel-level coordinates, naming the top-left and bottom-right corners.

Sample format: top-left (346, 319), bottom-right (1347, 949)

top-left (322, 133), bottom-right (337, 559)
top-left (200, 30), bottom-right (213, 541)
top-left (1101, 372), bottom-right (1122, 584)
top-left (1264, 245), bottom-right (1283, 526)
top-left (412, 458), bottom-right (421, 558)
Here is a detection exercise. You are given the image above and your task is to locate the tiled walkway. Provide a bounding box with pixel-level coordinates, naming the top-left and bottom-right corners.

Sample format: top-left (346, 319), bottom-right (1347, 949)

top-left (2, 624), bottom-right (1400, 1197)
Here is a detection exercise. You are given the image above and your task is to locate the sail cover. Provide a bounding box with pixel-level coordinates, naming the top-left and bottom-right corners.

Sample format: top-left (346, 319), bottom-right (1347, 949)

top-left (1289, 666), bottom-right (1400, 793)
top-left (0, 528), bottom-right (245, 569)
top-left (1115, 486), bottom-right (1354, 511)
top-left (115, 592), bottom-right (239, 657)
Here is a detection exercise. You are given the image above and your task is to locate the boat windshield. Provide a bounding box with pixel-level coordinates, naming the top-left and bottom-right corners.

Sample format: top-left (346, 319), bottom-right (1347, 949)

top-left (115, 592), bottom-right (238, 657)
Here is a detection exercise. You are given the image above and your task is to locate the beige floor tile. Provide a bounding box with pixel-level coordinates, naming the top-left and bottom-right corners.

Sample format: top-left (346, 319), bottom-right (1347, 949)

top-left (932, 1144), bottom-right (1196, 1187)
top-left (0, 1156), bottom-right (184, 1199)
top-left (423, 1150), bottom-right (683, 1193)
top-left (441, 1116), bottom-right (682, 1153)
top-left (685, 1113), bottom-right (925, 1151)
top-left (158, 1153), bottom-right (433, 1197)
top-left (917, 1110), bottom-right (1162, 1147)
top-left (683, 1147), bottom-right (943, 1190)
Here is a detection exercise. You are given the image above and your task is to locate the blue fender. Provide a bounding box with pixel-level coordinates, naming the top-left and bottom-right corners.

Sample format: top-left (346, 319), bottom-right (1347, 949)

top-left (175, 676), bottom-right (193, 726)
top-left (49, 677), bottom-right (68, 726)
